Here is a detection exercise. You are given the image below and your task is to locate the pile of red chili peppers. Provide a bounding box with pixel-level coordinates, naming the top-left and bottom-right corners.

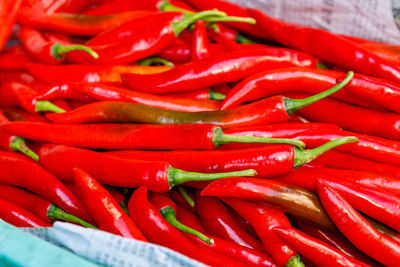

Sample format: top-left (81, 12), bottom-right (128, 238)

top-left (2, 0), bottom-right (400, 266)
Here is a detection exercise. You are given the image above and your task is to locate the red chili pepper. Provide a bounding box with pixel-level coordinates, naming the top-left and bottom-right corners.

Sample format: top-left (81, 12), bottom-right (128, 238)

top-left (296, 221), bottom-right (377, 266)
top-left (3, 122), bottom-right (305, 150)
top-left (73, 168), bottom-right (146, 240)
top-left (0, 151), bottom-right (89, 220)
top-left (169, 188), bottom-right (196, 212)
top-left (19, 10), bottom-right (154, 36)
top-left (191, 20), bottom-right (210, 61)
top-left (201, 177), bottom-right (335, 231)
top-left (313, 150), bottom-right (400, 178)
top-left (83, 0), bottom-right (142, 15)
top-left (19, 27), bottom-right (98, 65)
top-left (293, 129), bottom-right (400, 167)
top-left (195, 194), bottom-right (265, 251)
top-left (27, 63), bottom-right (171, 85)
top-left (221, 68), bottom-right (379, 110)
top-left (0, 51), bottom-right (31, 71)
top-left (1, 107), bottom-right (47, 123)
top-left (128, 186), bottom-right (250, 266)
top-left (108, 137), bottom-right (357, 178)
top-left (39, 144), bottom-right (256, 192)
top-left (0, 0), bottom-right (24, 50)
top-left (157, 39), bottom-right (191, 63)
top-left (0, 185), bottom-right (95, 228)
top-left (0, 71), bottom-right (46, 90)
top-left (272, 226), bottom-right (370, 267)
top-left (0, 198), bottom-right (51, 228)
top-left (167, 88), bottom-right (226, 101)
top-left (223, 198), bottom-right (303, 267)
top-left (104, 186), bottom-right (129, 214)
top-left (122, 48), bottom-right (317, 94)
top-left (210, 32), bottom-right (269, 52)
top-left (250, 9), bottom-right (400, 85)
top-left (317, 178), bottom-right (400, 266)
top-left (38, 83), bottom-right (221, 112)
top-left (226, 206), bottom-right (259, 238)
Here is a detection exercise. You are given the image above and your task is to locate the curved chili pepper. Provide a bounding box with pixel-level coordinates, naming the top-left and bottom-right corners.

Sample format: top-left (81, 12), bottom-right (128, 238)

top-left (191, 20), bottom-right (210, 61)
top-left (0, 198), bottom-right (51, 228)
top-left (128, 186), bottom-right (249, 266)
top-left (176, 205), bottom-right (278, 267)
top-left (273, 226), bottom-right (369, 267)
top-left (26, 63), bottom-right (171, 85)
top-left (19, 10), bottom-right (154, 36)
top-left (108, 137), bottom-right (357, 178)
top-left (167, 88), bottom-right (226, 101)
top-left (313, 150), bottom-right (400, 178)
top-left (122, 48), bottom-right (317, 93)
top-left (38, 82), bottom-right (221, 112)
top-left (0, 151), bottom-right (88, 220)
top-left (39, 144), bottom-right (256, 192)
top-left (293, 129), bottom-right (400, 167)
top-left (317, 178), bottom-right (400, 266)
top-left (46, 72), bottom-right (353, 127)
top-left (3, 122), bottom-right (305, 150)
top-left (0, 0), bottom-right (24, 50)
top-left (250, 9), bottom-right (400, 85)
top-left (195, 194), bottom-right (265, 251)
top-left (221, 68), bottom-right (378, 110)
top-left (0, 185), bottom-right (95, 228)
top-left (295, 221), bottom-right (377, 266)
top-left (105, 186), bottom-right (129, 214)
top-left (73, 168), bottom-right (146, 240)
top-left (149, 192), bottom-right (213, 244)
top-left (201, 177), bottom-right (334, 231)
top-left (223, 198), bottom-right (303, 267)
top-left (19, 27), bottom-right (98, 65)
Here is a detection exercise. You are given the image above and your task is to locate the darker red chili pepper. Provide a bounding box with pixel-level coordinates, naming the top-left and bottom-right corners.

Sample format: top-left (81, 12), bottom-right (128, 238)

top-left (122, 48), bottom-right (317, 94)
top-left (19, 27), bottom-right (98, 65)
top-left (317, 178), bottom-right (400, 266)
top-left (0, 0), bottom-right (24, 50)
top-left (128, 186), bottom-right (249, 267)
top-left (272, 226), bottom-right (369, 267)
top-left (39, 144), bottom-right (256, 192)
top-left (0, 198), bottom-right (51, 228)
top-left (292, 129), bottom-right (400, 166)
top-left (38, 82), bottom-right (221, 112)
top-left (0, 151), bottom-right (89, 220)
top-left (26, 63), bottom-right (171, 85)
top-left (0, 185), bottom-right (95, 228)
top-left (223, 198), bottom-right (303, 267)
top-left (3, 122), bottom-right (304, 150)
top-left (250, 9), bottom-right (400, 85)
top-left (1, 107), bottom-right (47, 123)
top-left (73, 168), bottom-right (146, 240)
top-left (169, 188), bottom-right (196, 212)
top-left (221, 68), bottom-right (379, 110)
top-left (195, 194), bottom-right (265, 251)
top-left (19, 10), bottom-right (154, 36)
top-left (201, 177), bottom-right (335, 231)
top-left (313, 150), bottom-right (400, 178)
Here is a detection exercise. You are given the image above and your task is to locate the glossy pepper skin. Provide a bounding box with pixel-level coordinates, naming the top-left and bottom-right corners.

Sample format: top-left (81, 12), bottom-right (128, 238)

top-left (0, 151), bottom-right (88, 220)
top-left (250, 9), bottom-right (400, 84)
top-left (73, 168), bottom-right (146, 240)
top-left (272, 227), bottom-right (370, 267)
top-left (39, 144), bottom-right (255, 192)
top-left (317, 179), bottom-right (400, 266)
top-left (128, 186), bottom-right (248, 267)
top-left (223, 198), bottom-right (302, 267)
top-left (0, 198), bottom-right (51, 228)
top-left (122, 48), bottom-right (317, 94)
top-left (191, 20), bottom-right (210, 61)
top-left (201, 177), bottom-right (335, 231)
top-left (3, 122), bottom-right (303, 150)
top-left (195, 195), bottom-right (265, 251)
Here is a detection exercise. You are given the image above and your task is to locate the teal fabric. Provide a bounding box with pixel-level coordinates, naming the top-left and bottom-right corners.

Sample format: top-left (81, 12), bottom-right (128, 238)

top-left (0, 220), bottom-right (98, 267)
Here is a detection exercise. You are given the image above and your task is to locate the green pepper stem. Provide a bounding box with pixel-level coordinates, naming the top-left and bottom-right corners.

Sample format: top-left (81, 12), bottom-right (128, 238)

top-left (120, 200), bottom-right (129, 215)
top-left (284, 71), bottom-right (354, 116)
top-left (51, 43), bottom-right (99, 60)
top-left (172, 10), bottom-right (226, 36)
top-left (316, 62), bottom-right (329, 69)
top-left (294, 136), bottom-right (358, 168)
top-left (35, 100), bottom-right (65, 113)
top-left (208, 89), bottom-right (226, 101)
top-left (137, 56), bottom-right (175, 68)
top-left (177, 186), bottom-right (195, 208)
top-left (168, 166), bottom-right (256, 188)
top-left (212, 127), bottom-right (305, 149)
top-left (161, 206), bottom-right (214, 244)
top-left (285, 254), bottom-right (305, 267)
top-left (47, 204), bottom-right (96, 229)
top-left (9, 136), bottom-right (39, 161)
top-left (159, 1), bottom-right (192, 13)
top-left (235, 33), bottom-right (256, 44)
top-left (203, 16), bottom-right (256, 24)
